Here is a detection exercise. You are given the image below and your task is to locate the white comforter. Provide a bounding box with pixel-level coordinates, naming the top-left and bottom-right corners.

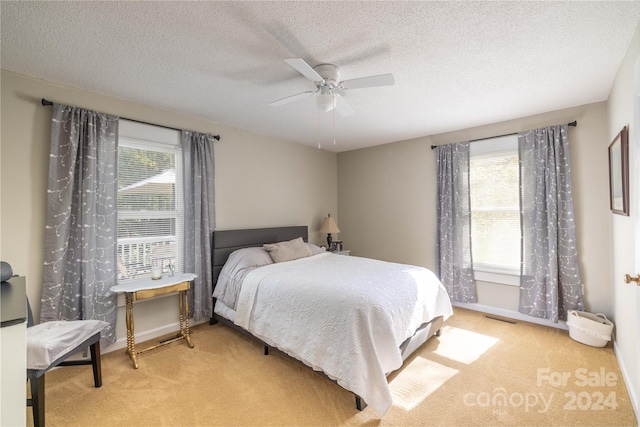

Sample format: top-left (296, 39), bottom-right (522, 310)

top-left (235, 253), bottom-right (452, 416)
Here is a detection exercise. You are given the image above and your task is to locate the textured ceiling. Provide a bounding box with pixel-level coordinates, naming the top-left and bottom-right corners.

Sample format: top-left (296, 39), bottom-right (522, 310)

top-left (2, 1), bottom-right (639, 152)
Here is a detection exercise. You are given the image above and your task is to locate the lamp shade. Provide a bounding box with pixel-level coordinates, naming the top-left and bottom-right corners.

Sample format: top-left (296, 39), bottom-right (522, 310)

top-left (319, 215), bottom-right (340, 234)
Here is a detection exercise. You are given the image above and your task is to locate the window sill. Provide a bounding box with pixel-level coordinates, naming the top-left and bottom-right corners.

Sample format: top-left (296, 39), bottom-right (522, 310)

top-left (474, 269), bottom-right (519, 287)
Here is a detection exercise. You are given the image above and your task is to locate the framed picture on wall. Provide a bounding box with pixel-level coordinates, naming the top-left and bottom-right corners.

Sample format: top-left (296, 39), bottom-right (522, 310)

top-left (608, 126), bottom-right (629, 216)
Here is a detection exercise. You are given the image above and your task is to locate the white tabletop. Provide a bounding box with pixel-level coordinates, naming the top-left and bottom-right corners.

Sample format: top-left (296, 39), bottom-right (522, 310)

top-left (110, 273), bottom-right (197, 293)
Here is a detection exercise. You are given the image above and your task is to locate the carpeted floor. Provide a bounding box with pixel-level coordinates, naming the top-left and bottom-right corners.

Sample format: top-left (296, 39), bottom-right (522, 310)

top-left (30, 307), bottom-right (637, 426)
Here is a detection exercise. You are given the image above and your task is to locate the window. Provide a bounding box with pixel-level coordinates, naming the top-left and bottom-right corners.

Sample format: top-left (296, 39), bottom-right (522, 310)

top-left (117, 121), bottom-right (183, 280)
top-left (469, 135), bottom-right (520, 283)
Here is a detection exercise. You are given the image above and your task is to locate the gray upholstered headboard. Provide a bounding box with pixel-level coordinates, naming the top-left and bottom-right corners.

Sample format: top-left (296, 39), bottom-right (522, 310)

top-left (211, 226), bottom-right (308, 288)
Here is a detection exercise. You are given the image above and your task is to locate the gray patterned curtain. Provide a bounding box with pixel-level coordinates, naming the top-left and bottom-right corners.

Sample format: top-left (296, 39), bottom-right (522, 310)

top-left (182, 131), bottom-right (215, 320)
top-left (518, 125), bottom-right (584, 322)
top-left (436, 142), bottom-right (477, 303)
top-left (41, 104), bottom-right (118, 346)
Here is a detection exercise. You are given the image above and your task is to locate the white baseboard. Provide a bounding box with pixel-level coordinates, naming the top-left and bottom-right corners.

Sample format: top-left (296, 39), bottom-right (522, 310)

top-left (451, 302), bottom-right (569, 330)
top-left (104, 318), bottom-right (209, 354)
top-left (613, 339), bottom-right (640, 422)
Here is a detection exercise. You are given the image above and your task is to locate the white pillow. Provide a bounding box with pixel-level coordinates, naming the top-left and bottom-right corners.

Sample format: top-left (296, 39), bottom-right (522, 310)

top-left (213, 247), bottom-right (273, 309)
top-left (263, 237), bottom-right (312, 263)
top-left (307, 242), bottom-right (326, 255)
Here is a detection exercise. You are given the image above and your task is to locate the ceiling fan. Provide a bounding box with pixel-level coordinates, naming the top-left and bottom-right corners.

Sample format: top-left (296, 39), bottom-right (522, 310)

top-left (269, 58), bottom-right (394, 117)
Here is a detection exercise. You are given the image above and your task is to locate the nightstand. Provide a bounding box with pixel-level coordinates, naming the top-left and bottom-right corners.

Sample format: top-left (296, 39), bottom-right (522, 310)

top-left (333, 250), bottom-right (351, 256)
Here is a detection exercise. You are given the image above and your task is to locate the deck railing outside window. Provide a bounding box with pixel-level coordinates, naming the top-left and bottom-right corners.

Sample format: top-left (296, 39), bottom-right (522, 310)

top-left (117, 235), bottom-right (176, 280)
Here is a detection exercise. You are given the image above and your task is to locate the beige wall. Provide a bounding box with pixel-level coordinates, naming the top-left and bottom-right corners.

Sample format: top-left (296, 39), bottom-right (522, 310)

top-left (0, 70), bottom-right (337, 345)
top-left (338, 137), bottom-right (438, 269)
top-left (606, 20), bottom-right (639, 416)
top-left (339, 102), bottom-right (611, 317)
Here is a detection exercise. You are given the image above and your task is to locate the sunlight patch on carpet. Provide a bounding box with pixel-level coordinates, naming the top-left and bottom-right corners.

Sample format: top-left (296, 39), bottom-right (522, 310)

top-left (390, 357), bottom-right (458, 410)
top-left (433, 325), bottom-right (499, 364)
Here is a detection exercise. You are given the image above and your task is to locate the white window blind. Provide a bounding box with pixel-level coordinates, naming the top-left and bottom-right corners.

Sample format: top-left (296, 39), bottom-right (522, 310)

top-left (117, 121), bottom-right (183, 280)
top-left (469, 135), bottom-right (520, 275)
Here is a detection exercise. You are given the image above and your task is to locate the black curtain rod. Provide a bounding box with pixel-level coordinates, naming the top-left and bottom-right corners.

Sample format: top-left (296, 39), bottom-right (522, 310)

top-left (430, 121), bottom-right (577, 149)
top-left (41, 98), bottom-right (221, 141)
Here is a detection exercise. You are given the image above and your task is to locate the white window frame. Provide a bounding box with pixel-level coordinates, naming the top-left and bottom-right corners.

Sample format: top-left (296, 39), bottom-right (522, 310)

top-left (117, 120), bottom-right (184, 282)
top-left (470, 134), bottom-right (520, 286)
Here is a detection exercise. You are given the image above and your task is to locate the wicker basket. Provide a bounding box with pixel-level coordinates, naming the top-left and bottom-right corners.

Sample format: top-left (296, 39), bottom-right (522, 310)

top-left (566, 310), bottom-right (613, 347)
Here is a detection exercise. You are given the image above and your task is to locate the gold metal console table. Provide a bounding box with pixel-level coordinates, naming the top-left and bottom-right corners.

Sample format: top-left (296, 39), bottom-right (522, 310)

top-left (111, 273), bottom-right (196, 369)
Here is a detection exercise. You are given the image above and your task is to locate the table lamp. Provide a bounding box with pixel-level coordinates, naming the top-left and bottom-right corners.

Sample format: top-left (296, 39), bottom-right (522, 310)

top-left (319, 213), bottom-right (341, 249)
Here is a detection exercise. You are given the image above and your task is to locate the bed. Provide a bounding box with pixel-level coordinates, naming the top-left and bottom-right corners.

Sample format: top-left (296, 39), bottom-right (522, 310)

top-left (210, 226), bottom-right (453, 416)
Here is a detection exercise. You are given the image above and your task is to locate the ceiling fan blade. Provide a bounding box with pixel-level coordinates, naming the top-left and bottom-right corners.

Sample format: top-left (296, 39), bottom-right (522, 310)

top-left (341, 73), bottom-right (395, 90)
top-left (334, 95), bottom-right (354, 117)
top-left (269, 91), bottom-right (315, 107)
top-left (284, 58), bottom-right (325, 83)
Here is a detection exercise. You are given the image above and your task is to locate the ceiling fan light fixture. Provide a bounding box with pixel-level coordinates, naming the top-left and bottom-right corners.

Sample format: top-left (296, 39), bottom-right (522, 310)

top-left (270, 58), bottom-right (394, 119)
top-left (316, 93), bottom-right (335, 112)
